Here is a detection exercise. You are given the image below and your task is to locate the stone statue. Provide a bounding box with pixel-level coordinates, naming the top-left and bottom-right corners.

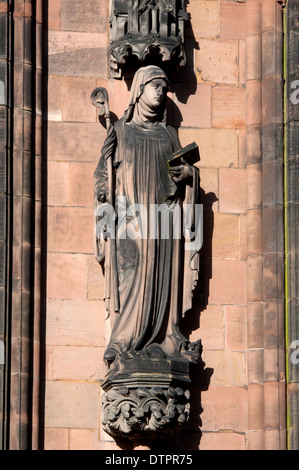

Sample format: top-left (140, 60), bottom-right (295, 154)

top-left (94, 66), bottom-right (202, 367)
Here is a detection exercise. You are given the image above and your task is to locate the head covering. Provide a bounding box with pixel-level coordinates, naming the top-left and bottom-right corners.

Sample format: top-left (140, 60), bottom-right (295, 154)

top-left (123, 66), bottom-right (169, 126)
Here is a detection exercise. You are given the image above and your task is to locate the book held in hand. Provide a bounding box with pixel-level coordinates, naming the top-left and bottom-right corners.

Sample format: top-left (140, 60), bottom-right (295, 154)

top-left (167, 142), bottom-right (200, 168)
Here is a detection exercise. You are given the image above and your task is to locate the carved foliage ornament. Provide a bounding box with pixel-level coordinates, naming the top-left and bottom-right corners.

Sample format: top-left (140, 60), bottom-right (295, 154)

top-left (109, 0), bottom-right (189, 77)
top-left (102, 385), bottom-right (190, 439)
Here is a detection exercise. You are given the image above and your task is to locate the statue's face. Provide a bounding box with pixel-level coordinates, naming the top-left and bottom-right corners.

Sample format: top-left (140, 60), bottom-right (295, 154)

top-left (140, 78), bottom-right (168, 109)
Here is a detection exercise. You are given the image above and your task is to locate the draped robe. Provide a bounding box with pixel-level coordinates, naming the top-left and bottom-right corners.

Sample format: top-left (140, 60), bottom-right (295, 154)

top-left (94, 67), bottom-right (201, 362)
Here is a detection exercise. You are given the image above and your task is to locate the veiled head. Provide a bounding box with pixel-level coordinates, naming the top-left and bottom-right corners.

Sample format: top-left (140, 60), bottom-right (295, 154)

top-left (124, 66), bottom-right (169, 124)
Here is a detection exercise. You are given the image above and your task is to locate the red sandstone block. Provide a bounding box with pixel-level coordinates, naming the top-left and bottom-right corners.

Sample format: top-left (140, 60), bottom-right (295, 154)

top-left (198, 169), bottom-right (219, 212)
top-left (46, 299), bottom-right (105, 346)
top-left (264, 348), bottom-right (281, 383)
top-left (200, 431), bottom-right (246, 450)
top-left (196, 39), bottom-right (239, 85)
top-left (248, 383), bottom-right (264, 431)
top-left (62, 77), bottom-right (97, 123)
top-left (264, 429), bottom-right (281, 451)
top-left (178, 128), bottom-right (239, 168)
top-left (48, 31), bottom-right (107, 78)
top-left (61, 0), bottom-right (108, 34)
top-left (264, 381), bottom-right (281, 432)
top-left (213, 213), bottom-right (240, 259)
top-left (247, 256), bottom-right (263, 303)
top-left (246, 0), bottom-right (262, 36)
top-left (87, 255), bottom-right (105, 300)
top-left (48, 346), bottom-right (104, 381)
top-left (220, 1), bottom-right (246, 40)
top-left (265, 301), bottom-right (285, 349)
top-left (208, 259), bottom-right (247, 305)
top-left (35, 115), bottom-right (42, 156)
top-left (247, 302), bottom-right (263, 349)
top-left (14, 0), bottom-right (32, 18)
top-left (187, 0), bottom-right (219, 40)
top-left (45, 381), bottom-right (100, 428)
top-left (246, 210), bottom-right (263, 256)
top-left (175, 84), bottom-right (212, 128)
top-left (248, 430), bottom-right (265, 450)
top-left (239, 130), bottom-right (246, 169)
top-left (200, 386), bottom-right (248, 432)
top-left (48, 76), bottom-right (62, 122)
top-left (36, 0), bottom-right (42, 24)
top-left (247, 349), bottom-right (264, 384)
top-left (204, 350), bottom-right (245, 386)
top-left (48, 161), bottom-right (69, 206)
top-left (219, 168), bottom-right (247, 213)
top-left (262, 0), bottom-right (282, 33)
top-left (247, 164), bottom-right (262, 210)
top-left (246, 126), bottom-right (262, 165)
top-left (225, 305), bottom-right (247, 351)
top-left (69, 162), bottom-right (95, 207)
top-left (44, 428), bottom-right (69, 450)
top-left (212, 86), bottom-right (246, 129)
top-left (240, 214), bottom-right (247, 260)
top-left (246, 35), bottom-right (262, 81)
top-left (48, 0), bottom-right (61, 30)
top-left (47, 253), bottom-right (87, 299)
top-left (48, 206), bottom-right (93, 254)
top-left (246, 80), bottom-right (262, 126)
top-left (69, 429), bottom-right (103, 450)
top-left (96, 78), bottom-right (130, 121)
top-left (262, 76), bottom-right (283, 125)
top-left (48, 122), bottom-right (106, 162)
top-left (0, 1), bottom-right (8, 12)
top-left (239, 40), bottom-right (247, 86)
top-left (190, 305), bottom-right (224, 350)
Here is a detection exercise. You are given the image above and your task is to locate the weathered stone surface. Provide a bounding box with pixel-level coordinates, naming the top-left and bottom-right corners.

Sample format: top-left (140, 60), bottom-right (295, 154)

top-left (45, 381), bottom-right (100, 428)
top-left (196, 39), bottom-right (239, 84)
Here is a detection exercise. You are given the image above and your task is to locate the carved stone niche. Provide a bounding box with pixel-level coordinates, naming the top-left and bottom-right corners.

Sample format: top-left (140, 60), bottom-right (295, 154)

top-left (109, 0), bottom-right (189, 78)
top-left (101, 346), bottom-right (202, 442)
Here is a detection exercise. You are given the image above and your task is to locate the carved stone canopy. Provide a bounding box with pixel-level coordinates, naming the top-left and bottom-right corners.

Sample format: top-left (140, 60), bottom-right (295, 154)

top-left (109, 0), bottom-right (189, 78)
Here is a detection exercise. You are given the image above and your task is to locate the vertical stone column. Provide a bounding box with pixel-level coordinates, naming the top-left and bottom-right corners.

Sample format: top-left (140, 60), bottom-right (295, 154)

top-left (261, 0), bottom-right (285, 451)
top-left (0, 0), bottom-right (44, 449)
top-left (0, 0), bottom-right (10, 449)
top-left (246, 0), bottom-right (264, 450)
top-left (246, 0), bottom-right (286, 450)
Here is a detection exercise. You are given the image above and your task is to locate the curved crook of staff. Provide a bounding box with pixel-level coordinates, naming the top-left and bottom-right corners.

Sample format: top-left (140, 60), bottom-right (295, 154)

top-left (91, 87), bottom-right (120, 313)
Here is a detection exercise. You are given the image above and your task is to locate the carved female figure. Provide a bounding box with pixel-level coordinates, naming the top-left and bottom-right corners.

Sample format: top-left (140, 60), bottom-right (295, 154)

top-left (94, 65), bottom-right (201, 365)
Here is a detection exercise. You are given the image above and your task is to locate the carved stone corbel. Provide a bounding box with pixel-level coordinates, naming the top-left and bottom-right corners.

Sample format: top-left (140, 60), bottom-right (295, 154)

top-left (101, 350), bottom-right (199, 441)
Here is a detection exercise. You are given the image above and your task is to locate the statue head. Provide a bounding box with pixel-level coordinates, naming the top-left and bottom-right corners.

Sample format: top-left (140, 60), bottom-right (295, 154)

top-left (124, 65), bottom-right (169, 125)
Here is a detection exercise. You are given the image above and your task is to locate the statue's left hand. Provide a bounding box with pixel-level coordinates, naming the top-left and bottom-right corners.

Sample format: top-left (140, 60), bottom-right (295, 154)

top-left (169, 158), bottom-right (193, 184)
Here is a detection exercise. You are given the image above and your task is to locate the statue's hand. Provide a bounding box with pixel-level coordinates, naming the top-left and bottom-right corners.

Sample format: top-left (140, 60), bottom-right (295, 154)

top-left (169, 158), bottom-right (193, 184)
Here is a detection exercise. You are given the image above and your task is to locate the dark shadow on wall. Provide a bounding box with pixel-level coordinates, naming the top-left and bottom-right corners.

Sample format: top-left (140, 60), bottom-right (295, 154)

top-left (172, 0), bottom-right (199, 104)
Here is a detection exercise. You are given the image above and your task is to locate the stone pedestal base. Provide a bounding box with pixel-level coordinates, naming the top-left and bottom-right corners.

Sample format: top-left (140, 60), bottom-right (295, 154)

top-left (101, 354), bottom-right (192, 441)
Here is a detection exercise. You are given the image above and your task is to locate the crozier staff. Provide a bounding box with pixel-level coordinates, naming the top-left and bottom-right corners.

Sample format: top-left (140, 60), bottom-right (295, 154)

top-left (94, 65), bottom-right (201, 364)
